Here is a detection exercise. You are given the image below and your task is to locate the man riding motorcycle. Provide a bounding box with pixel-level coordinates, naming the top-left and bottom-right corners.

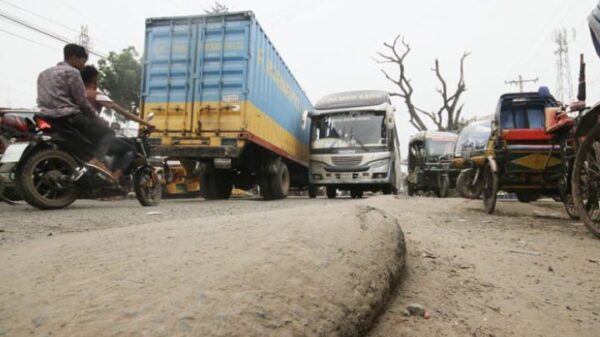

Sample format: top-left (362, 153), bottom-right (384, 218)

top-left (36, 43), bottom-right (115, 179)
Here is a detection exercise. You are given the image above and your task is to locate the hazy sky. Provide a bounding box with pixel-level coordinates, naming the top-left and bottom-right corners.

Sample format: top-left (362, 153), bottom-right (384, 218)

top-left (0, 0), bottom-right (598, 148)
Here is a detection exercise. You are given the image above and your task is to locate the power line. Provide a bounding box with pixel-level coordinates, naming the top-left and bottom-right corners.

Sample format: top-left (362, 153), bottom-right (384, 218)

top-left (505, 75), bottom-right (539, 93)
top-left (0, 0), bottom-right (121, 50)
top-left (0, 27), bottom-right (59, 51)
top-left (0, 0), bottom-right (79, 34)
top-left (0, 10), bottom-right (107, 58)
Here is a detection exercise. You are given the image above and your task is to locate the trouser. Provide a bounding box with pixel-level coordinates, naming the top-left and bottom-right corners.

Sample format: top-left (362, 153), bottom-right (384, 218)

top-left (49, 113), bottom-right (115, 159)
top-left (108, 138), bottom-right (136, 172)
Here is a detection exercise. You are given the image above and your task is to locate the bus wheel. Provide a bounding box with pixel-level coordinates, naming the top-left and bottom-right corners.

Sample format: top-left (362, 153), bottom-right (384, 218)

top-left (326, 186), bottom-right (336, 199)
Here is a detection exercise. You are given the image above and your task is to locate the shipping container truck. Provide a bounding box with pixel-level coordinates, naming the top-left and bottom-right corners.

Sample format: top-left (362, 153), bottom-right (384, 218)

top-left (140, 11), bottom-right (312, 200)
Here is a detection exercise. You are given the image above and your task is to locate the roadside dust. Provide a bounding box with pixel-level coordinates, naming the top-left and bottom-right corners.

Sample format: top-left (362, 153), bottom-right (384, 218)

top-left (0, 202), bottom-right (405, 337)
top-left (367, 196), bottom-right (599, 337)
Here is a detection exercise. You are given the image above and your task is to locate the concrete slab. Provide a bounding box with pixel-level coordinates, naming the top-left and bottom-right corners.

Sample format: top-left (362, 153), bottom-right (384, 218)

top-left (0, 203), bottom-right (405, 337)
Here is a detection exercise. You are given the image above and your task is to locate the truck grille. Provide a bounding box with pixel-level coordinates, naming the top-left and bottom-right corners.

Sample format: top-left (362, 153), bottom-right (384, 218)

top-left (331, 156), bottom-right (363, 167)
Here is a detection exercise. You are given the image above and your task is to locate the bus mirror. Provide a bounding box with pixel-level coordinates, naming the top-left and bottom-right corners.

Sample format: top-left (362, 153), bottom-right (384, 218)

top-left (301, 110), bottom-right (309, 130)
top-left (385, 116), bottom-right (395, 130)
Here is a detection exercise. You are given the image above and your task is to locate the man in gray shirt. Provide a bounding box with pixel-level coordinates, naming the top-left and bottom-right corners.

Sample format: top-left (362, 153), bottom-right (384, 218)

top-left (37, 44), bottom-right (115, 177)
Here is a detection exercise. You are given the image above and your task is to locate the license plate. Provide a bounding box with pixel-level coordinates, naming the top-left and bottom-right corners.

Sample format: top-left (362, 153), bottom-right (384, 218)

top-left (1, 143), bottom-right (29, 163)
top-left (340, 173), bottom-right (352, 179)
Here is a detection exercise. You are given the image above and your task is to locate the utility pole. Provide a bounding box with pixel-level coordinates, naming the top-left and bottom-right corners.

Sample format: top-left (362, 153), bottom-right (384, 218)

top-left (552, 27), bottom-right (575, 102)
top-left (77, 25), bottom-right (91, 50)
top-left (505, 75), bottom-right (539, 93)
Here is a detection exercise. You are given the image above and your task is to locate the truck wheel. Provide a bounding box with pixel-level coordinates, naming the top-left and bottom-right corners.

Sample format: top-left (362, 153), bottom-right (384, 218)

top-left (308, 184), bottom-right (317, 199)
top-left (269, 161), bottom-right (290, 200)
top-left (201, 169), bottom-right (233, 200)
top-left (326, 186), bottom-right (336, 199)
top-left (259, 161), bottom-right (289, 200)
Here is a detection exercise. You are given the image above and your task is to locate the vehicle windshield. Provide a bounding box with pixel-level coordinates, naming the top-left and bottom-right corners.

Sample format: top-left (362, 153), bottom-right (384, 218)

top-left (455, 120), bottom-right (492, 156)
top-left (500, 103), bottom-right (545, 129)
top-left (310, 111), bottom-right (386, 152)
top-left (427, 139), bottom-right (455, 157)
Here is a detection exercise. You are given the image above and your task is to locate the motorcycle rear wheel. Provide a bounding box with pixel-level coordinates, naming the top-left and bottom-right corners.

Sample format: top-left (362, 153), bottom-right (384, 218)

top-left (17, 149), bottom-right (78, 210)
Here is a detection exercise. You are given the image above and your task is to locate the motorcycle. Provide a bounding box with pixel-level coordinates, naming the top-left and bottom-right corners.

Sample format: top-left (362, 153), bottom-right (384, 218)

top-left (0, 110), bottom-right (36, 204)
top-left (0, 113), bottom-right (161, 210)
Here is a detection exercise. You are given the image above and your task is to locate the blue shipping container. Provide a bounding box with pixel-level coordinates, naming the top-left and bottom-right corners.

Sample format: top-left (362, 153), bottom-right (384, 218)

top-left (141, 11), bottom-right (312, 166)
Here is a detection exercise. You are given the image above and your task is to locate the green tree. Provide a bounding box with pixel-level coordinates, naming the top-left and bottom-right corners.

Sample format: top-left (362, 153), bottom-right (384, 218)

top-left (97, 46), bottom-right (142, 109)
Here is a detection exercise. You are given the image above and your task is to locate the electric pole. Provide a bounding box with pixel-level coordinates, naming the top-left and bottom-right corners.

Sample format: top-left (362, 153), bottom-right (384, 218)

top-left (552, 27), bottom-right (575, 102)
top-left (505, 75), bottom-right (539, 93)
top-left (77, 25), bottom-right (91, 50)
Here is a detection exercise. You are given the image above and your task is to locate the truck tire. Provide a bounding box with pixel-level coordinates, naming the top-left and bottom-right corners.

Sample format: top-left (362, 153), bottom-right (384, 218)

top-left (259, 161), bottom-right (289, 200)
top-left (326, 186), bottom-right (336, 199)
top-left (308, 184), bottom-right (317, 199)
top-left (201, 169), bottom-right (233, 200)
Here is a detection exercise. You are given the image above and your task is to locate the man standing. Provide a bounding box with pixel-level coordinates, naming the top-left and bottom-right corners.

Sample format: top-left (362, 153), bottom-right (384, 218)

top-left (37, 43), bottom-right (114, 176)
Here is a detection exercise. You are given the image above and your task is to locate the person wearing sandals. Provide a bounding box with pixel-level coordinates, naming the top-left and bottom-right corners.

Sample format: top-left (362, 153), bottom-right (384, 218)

top-left (80, 65), bottom-right (154, 181)
top-left (37, 43), bottom-right (115, 178)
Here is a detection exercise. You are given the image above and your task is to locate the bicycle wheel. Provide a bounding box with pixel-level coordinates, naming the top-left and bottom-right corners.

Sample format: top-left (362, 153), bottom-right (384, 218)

top-left (572, 124), bottom-right (600, 238)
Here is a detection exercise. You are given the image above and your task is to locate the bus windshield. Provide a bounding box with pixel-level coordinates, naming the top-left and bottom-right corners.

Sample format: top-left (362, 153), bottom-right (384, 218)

top-left (310, 111), bottom-right (386, 152)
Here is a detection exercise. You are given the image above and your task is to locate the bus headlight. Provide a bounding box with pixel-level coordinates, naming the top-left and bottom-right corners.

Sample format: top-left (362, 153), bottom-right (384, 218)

top-left (310, 161), bottom-right (327, 171)
top-left (370, 158), bottom-right (390, 168)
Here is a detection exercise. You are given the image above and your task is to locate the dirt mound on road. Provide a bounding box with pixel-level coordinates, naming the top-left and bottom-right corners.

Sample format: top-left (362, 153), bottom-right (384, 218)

top-left (0, 203), bottom-right (405, 337)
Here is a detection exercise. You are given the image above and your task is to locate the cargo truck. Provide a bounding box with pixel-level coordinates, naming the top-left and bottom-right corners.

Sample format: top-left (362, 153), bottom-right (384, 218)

top-left (304, 90), bottom-right (401, 198)
top-left (140, 11), bottom-right (312, 200)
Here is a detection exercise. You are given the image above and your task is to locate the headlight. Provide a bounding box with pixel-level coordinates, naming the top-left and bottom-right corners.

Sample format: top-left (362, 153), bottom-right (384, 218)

top-left (310, 161), bottom-right (326, 170)
top-left (370, 158), bottom-right (390, 168)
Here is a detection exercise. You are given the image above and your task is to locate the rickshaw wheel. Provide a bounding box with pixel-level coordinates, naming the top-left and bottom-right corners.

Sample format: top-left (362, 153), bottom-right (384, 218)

top-left (562, 194), bottom-right (579, 220)
top-left (572, 124), bottom-right (600, 238)
top-left (482, 164), bottom-right (498, 214)
top-left (436, 174), bottom-right (450, 198)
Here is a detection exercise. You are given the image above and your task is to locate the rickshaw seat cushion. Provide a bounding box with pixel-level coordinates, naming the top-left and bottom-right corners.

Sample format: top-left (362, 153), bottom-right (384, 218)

top-left (544, 108), bottom-right (575, 135)
top-left (502, 129), bottom-right (552, 141)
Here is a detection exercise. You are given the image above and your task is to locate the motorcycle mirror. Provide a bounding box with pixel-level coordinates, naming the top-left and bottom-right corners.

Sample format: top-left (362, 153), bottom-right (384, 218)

top-left (146, 112), bottom-right (155, 122)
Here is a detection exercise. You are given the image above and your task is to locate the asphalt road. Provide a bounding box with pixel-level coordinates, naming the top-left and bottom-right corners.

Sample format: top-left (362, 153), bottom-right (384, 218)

top-left (0, 195), bottom-right (336, 246)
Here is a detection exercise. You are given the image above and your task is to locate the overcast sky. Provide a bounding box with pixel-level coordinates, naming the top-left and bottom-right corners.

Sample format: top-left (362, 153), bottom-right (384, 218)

top-left (0, 0), bottom-right (598, 149)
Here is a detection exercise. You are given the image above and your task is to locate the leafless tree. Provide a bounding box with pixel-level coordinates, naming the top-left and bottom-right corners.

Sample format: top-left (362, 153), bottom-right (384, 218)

top-left (377, 35), bottom-right (471, 131)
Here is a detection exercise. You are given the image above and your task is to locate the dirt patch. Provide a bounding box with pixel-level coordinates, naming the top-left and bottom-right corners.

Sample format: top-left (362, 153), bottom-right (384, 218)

top-left (0, 203), bottom-right (405, 337)
top-left (367, 197), bottom-right (600, 337)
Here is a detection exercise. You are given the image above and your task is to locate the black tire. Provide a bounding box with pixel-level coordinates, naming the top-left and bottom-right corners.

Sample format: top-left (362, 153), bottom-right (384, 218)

top-left (259, 161), bottom-right (289, 201)
top-left (407, 183), bottom-right (415, 196)
top-left (456, 170), bottom-right (483, 199)
top-left (308, 184), bottom-right (317, 199)
top-left (572, 124), bottom-right (600, 238)
top-left (437, 174), bottom-right (450, 198)
top-left (326, 186), bottom-right (336, 199)
top-left (562, 193), bottom-right (579, 220)
top-left (268, 161), bottom-right (290, 200)
top-left (482, 164), bottom-right (498, 214)
top-left (134, 166), bottom-right (162, 206)
top-left (350, 188), bottom-right (363, 199)
top-left (201, 168), bottom-right (233, 200)
top-left (16, 149), bottom-right (78, 210)
top-left (0, 184), bottom-right (23, 205)
top-left (516, 193), bottom-right (540, 203)
top-left (382, 185), bottom-right (392, 195)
